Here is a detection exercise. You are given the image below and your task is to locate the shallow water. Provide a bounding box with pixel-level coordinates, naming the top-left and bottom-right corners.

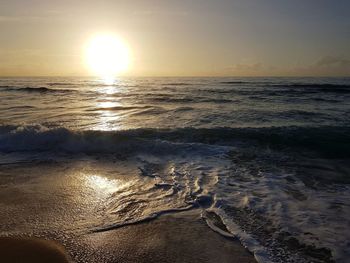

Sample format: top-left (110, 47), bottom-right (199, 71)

top-left (0, 77), bottom-right (349, 262)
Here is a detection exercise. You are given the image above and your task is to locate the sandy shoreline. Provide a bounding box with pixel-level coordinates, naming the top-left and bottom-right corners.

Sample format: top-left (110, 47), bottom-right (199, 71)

top-left (0, 162), bottom-right (257, 262)
top-left (1, 210), bottom-right (255, 263)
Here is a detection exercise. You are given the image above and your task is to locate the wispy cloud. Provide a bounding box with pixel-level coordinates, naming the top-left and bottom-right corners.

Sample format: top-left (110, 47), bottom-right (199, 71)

top-left (315, 56), bottom-right (350, 68)
top-left (0, 15), bottom-right (42, 22)
top-left (288, 56), bottom-right (350, 76)
top-left (220, 62), bottom-right (270, 76)
top-left (132, 9), bottom-right (188, 17)
top-left (220, 56), bottom-right (350, 77)
top-left (0, 15), bottom-right (20, 22)
top-left (228, 63), bottom-right (263, 72)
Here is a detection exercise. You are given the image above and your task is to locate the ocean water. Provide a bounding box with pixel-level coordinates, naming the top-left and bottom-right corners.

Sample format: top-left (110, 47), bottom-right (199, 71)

top-left (0, 77), bottom-right (349, 262)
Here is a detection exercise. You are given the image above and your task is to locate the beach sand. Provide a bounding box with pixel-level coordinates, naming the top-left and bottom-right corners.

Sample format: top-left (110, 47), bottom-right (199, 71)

top-left (0, 237), bottom-right (71, 263)
top-left (0, 162), bottom-right (256, 263)
top-left (0, 210), bottom-right (255, 263)
top-left (69, 210), bottom-right (256, 263)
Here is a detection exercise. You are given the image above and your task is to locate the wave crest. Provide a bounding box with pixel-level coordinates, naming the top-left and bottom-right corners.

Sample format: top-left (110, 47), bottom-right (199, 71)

top-left (0, 86), bottom-right (74, 93)
top-left (0, 125), bottom-right (349, 158)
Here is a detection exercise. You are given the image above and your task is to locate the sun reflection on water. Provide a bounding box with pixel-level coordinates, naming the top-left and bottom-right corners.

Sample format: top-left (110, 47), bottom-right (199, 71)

top-left (98, 101), bottom-right (121, 109)
top-left (99, 86), bottom-right (119, 95)
top-left (101, 76), bottom-right (116, 86)
top-left (93, 77), bottom-right (123, 131)
top-left (98, 77), bottom-right (120, 95)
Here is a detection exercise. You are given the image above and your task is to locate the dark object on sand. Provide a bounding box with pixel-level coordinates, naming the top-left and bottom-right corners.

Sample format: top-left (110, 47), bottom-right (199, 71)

top-left (0, 237), bottom-right (71, 263)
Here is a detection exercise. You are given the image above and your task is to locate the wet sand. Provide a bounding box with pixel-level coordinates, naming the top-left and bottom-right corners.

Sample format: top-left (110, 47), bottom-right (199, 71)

top-left (0, 210), bottom-right (255, 263)
top-left (71, 210), bottom-right (256, 263)
top-left (0, 162), bottom-right (256, 263)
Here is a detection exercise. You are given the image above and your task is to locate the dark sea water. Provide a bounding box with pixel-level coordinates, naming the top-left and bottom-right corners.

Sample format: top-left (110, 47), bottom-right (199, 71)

top-left (0, 77), bottom-right (349, 262)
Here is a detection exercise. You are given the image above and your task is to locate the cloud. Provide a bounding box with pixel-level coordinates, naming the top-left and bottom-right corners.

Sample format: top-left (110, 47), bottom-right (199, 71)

top-left (220, 62), bottom-right (269, 76)
top-left (0, 16), bottom-right (21, 22)
top-left (132, 9), bottom-right (188, 17)
top-left (290, 56), bottom-right (350, 76)
top-left (222, 56), bottom-right (350, 77)
top-left (0, 15), bottom-right (42, 23)
top-left (315, 56), bottom-right (350, 68)
top-left (232, 63), bottom-right (263, 71)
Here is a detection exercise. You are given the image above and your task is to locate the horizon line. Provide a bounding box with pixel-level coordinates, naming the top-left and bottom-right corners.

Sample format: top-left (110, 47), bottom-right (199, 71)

top-left (0, 75), bottom-right (349, 78)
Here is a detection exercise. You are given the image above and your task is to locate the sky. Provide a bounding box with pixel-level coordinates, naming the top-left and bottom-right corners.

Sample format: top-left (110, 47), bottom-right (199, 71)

top-left (0, 0), bottom-right (349, 77)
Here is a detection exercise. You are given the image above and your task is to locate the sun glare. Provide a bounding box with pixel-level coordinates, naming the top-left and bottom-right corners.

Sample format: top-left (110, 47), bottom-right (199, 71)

top-left (85, 34), bottom-right (130, 78)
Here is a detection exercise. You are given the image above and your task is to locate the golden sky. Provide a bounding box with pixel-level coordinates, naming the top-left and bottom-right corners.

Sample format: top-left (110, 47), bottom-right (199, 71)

top-left (0, 0), bottom-right (349, 77)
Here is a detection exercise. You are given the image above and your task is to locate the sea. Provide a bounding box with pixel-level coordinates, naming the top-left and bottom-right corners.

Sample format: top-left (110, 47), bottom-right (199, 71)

top-left (0, 77), bottom-right (349, 262)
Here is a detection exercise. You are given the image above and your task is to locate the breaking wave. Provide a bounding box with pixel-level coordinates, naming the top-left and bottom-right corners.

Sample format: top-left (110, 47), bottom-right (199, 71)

top-left (0, 86), bottom-right (75, 93)
top-left (0, 124), bottom-right (349, 158)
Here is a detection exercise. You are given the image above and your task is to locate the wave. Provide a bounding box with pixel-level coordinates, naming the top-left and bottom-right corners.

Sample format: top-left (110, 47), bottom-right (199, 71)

top-left (174, 106), bottom-right (194, 112)
top-left (280, 109), bottom-right (320, 117)
top-left (5, 105), bottom-right (37, 110)
top-left (89, 105), bottom-right (152, 112)
top-left (218, 80), bottom-right (350, 89)
top-left (264, 83), bottom-right (350, 94)
top-left (280, 84), bottom-right (350, 95)
top-left (0, 86), bottom-right (75, 93)
top-left (212, 81), bottom-right (350, 96)
top-left (0, 125), bottom-right (228, 156)
top-left (92, 205), bottom-right (194, 233)
top-left (311, 97), bottom-right (341, 102)
top-left (150, 96), bottom-right (235, 104)
top-left (130, 107), bottom-right (169, 115)
top-left (163, 82), bottom-right (193, 86)
top-left (47, 82), bottom-right (76, 86)
top-left (0, 124), bottom-right (349, 158)
top-left (151, 97), bottom-right (194, 103)
top-left (274, 83), bottom-right (350, 89)
top-left (219, 81), bottom-right (247, 84)
top-left (204, 88), bottom-right (350, 98)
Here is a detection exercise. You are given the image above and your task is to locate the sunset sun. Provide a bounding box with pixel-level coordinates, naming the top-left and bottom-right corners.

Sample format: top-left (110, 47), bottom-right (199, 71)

top-left (85, 34), bottom-right (130, 78)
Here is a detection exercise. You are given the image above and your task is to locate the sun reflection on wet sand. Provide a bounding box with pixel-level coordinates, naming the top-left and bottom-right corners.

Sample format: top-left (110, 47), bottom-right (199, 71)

top-left (85, 174), bottom-right (121, 194)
